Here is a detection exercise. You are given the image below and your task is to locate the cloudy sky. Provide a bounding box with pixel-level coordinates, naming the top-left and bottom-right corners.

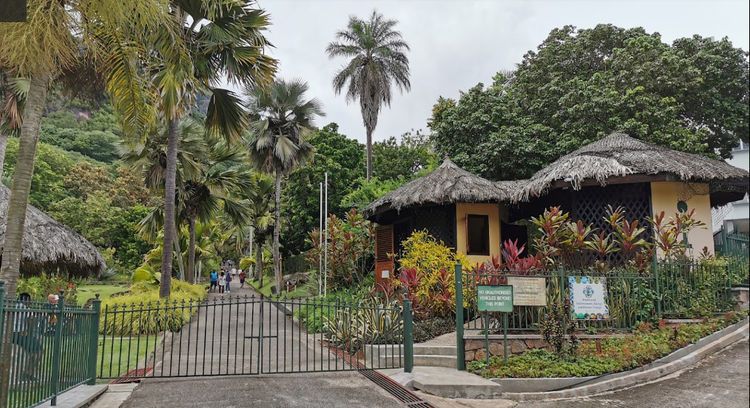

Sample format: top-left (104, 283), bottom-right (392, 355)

top-left (247, 0), bottom-right (749, 144)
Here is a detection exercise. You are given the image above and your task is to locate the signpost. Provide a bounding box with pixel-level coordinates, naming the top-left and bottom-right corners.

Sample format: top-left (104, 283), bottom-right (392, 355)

top-left (477, 285), bottom-right (513, 364)
top-left (507, 277), bottom-right (546, 306)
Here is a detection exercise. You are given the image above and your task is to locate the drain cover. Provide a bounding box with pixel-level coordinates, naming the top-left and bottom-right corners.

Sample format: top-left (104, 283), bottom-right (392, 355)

top-left (359, 369), bottom-right (435, 408)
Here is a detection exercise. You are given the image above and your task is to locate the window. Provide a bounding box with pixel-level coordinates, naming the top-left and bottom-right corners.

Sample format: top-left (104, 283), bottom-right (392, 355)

top-left (466, 214), bottom-right (490, 255)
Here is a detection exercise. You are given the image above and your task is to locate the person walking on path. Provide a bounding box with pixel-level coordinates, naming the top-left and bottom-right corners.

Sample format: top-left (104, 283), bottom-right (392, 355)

top-left (225, 271), bottom-right (232, 293)
top-left (12, 293), bottom-right (42, 381)
top-left (218, 272), bottom-right (227, 295)
top-left (209, 270), bottom-right (219, 293)
top-left (238, 271), bottom-right (246, 289)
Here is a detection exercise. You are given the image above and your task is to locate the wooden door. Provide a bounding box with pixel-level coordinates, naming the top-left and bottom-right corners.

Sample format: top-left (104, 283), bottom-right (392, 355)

top-left (374, 225), bottom-right (395, 289)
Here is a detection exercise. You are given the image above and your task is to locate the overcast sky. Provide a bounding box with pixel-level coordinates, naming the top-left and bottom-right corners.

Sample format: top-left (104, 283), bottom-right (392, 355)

top-left (245, 0), bottom-right (749, 144)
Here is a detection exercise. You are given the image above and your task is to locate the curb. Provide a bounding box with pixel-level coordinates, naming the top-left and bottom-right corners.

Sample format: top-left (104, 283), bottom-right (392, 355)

top-left (502, 318), bottom-right (748, 401)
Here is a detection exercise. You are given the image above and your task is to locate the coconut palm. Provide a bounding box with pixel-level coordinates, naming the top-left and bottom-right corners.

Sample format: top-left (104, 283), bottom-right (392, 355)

top-left (0, 74), bottom-right (27, 171)
top-left (0, 0), bottom-right (170, 297)
top-left (245, 79), bottom-right (323, 293)
top-left (326, 10), bottom-right (411, 180)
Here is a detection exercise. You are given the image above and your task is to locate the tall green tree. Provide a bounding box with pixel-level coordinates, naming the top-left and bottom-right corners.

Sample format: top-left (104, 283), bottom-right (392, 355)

top-left (372, 130), bottom-right (436, 181)
top-left (430, 24), bottom-right (749, 181)
top-left (245, 173), bottom-right (274, 285)
top-left (282, 123), bottom-right (365, 255)
top-left (326, 10), bottom-right (411, 180)
top-left (245, 79), bottom-right (323, 292)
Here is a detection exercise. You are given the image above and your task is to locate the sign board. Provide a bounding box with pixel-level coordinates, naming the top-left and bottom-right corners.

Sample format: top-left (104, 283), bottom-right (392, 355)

top-left (568, 276), bottom-right (609, 320)
top-left (381, 270), bottom-right (390, 279)
top-left (477, 285), bottom-right (513, 312)
top-left (507, 277), bottom-right (546, 306)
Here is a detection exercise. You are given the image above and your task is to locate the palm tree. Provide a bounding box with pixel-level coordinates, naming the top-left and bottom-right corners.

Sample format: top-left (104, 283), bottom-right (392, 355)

top-left (0, 0), bottom-right (169, 297)
top-left (326, 10), bottom-right (411, 180)
top-left (0, 74), bottom-right (27, 172)
top-left (245, 173), bottom-right (275, 285)
top-left (149, 0), bottom-right (276, 298)
top-left (245, 79), bottom-right (323, 293)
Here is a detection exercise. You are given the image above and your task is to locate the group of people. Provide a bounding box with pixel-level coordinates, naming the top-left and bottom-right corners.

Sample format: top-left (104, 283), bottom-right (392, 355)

top-left (208, 266), bottom-right (246, 295)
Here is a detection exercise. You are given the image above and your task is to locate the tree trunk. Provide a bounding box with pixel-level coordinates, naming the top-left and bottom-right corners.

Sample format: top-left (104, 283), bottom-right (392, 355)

top-left (0, 74), bottom-right (47, 297)
top-left (366, 127), bottom-right (373, 181)
top-left (256, 239), bottom-right (263, 287)
top-left (160, 117), bottom-right (179, 298)
top-left (173, 229), bottom-right (185, 281)
top-left (0, 131), bottom-right (8, 176)
top-left (187, 216), bottom-right (196, 284)
top-left (273, 171), bottom-right (282, 295)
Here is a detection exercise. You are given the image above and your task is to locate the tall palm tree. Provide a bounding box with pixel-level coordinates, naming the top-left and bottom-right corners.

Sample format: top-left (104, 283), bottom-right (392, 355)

top-left (326, 10), bottom-right (411, 180)
top-left (146, 0), bottom-right (276, 297)
top-left (245, 79), bottom-right (323, 293)
top-left (0, 74), bottom-right (27, 172)
top-left (245, 173), bottom-right (275, 285)
top-left (0, 0), bottom-right (169, 297)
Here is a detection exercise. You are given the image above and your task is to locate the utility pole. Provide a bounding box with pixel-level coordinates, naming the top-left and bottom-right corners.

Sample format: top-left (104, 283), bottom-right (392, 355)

top-left (324, 172), bottom-right (328, 297)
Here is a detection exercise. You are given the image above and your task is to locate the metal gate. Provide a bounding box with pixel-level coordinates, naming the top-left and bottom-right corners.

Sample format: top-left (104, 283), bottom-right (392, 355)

top-left (97, 295), bottom-right (410, 380)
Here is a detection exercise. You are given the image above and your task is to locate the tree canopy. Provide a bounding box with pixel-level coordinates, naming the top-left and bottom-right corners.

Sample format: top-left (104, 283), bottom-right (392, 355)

top-left (430, 24), bottom-right (749, 181)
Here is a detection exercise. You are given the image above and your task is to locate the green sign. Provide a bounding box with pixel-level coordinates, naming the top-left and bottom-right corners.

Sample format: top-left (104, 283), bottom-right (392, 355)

top-left (477, 285), bottom-right (513, 312)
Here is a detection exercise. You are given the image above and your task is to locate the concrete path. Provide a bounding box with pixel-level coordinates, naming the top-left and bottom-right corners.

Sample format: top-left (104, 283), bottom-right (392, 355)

top-left (418, 339), bottom-right (749, 408)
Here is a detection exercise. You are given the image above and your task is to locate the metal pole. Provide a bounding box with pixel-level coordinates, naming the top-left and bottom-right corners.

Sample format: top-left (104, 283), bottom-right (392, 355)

top-left (324, 172), bottom-right (328, 297)
top-left (51, 290), bottom-right (65, 406)
top-left (484, 312), bottom-right (489, 364)
top-left (88, 295), bottom-right (101, 384)
top-left (455, 264), bottom-right (465, 370)
top-left (503, 312), bottom-right (508, 365)
top-left (403, 300), bottom-right (414, 373)
top-left (559, 266), bottom-right (567, 339)
top-left (0, 280), bottom-right (6, 408)
top-left (319, 182), bottom-right (323, 297)
top-left (653, 252), bottom-right (662, 318)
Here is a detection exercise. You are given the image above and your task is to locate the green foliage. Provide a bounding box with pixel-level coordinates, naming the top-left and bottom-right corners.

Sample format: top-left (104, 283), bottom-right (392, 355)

top-left (282, 123), bottom-right (365, 254)
top-left (430, 25), bottom-right (749, 181)
top-left (538, 298), bottom-right (576, 354)
top-left (340, 177), bottom-right (405, 210)
top-left (294, 276), bottom-right (374, 333)
top-left (306, 209), bottom-right (374, 291)
top-left (16, 274), bottom-right (77, 302)
top-left (413, 316), bottom-right (455, 343)
top-left (324, 295), bottom-right (403, 353)
top-left (3, 139), bottom-right (74, 210)
top-left (475, 311), bottom-right (747, 378)
top-left (397, 230), bottom-right (471, 319)
top-left (99, 280), bottom-right (207, 335)
top-left (372, 131), bottom-right (437, 181)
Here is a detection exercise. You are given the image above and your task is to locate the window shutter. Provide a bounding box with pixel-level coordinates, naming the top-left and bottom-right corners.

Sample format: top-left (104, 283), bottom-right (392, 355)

top-left (375, 225), bottom-right (394, 261)
top-left (465, 215), bottom-right (470, 253)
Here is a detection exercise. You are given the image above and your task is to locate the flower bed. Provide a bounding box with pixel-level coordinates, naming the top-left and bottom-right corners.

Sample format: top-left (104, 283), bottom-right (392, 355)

top-left (469, 311), bottom-right (747, 378)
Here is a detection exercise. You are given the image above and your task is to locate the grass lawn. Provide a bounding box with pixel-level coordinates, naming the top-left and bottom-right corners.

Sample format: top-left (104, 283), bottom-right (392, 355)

top-left (76, 284), bottom-right (129, 306)
top-left (97, 334), bottom-right (162, 379)
top-left (248, 277), bottom-right (314, 299)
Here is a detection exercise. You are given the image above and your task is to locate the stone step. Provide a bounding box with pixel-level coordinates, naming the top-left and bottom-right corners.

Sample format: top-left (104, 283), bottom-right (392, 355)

top-left (413, 354), bottom-right (457, 368)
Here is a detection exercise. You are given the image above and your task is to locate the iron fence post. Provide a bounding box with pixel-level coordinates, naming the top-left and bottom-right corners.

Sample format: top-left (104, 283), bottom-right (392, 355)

top-left (653, 252), bottom-right (662, 318)
top-left (403, 299), bottom-right (413, 373)
top-left (88, 295), bottom-right (101, 385)
top-left (0, 280), bottom-right (6, 408)
top-left (455, 264), bottom-right (465, 370)
top-left (51, 290), bottom-right (65, 406)
top-left (558, 266), bottom-right (567, 339)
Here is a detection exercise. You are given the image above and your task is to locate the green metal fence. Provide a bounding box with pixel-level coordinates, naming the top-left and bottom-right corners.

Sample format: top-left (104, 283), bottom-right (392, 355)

top-left (458, 258), bottom-right (738, 335)
top-left (0, 282), bottom-right (100, 408)
top-left (97, 295), bottom-right (409, 380)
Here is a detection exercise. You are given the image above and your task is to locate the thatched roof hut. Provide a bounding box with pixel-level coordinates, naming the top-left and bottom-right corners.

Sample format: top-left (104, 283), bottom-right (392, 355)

top-left (0, 185), bottom-right (105, 277)
top-left (514, 133), bottom-right (749, 206)
top-left (364, 159), bottom-right (517, 217)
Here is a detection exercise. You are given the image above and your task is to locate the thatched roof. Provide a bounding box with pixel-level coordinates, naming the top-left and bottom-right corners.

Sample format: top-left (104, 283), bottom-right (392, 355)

top-left (0, 185), bottom-right (105, 277)
top-left (364, 159), bottom-right (516, 217)
top-left (515, 133), bottom-right (749, 204)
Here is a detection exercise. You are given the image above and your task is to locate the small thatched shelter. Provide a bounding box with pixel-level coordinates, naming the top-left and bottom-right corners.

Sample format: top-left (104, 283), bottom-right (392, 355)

top-left (0, 185), bottom-right (105, 277)
top-left (364, 159), bottom-right (524, 283)
top-left (510, 133), bottom-right (749, 257)
top-left (515, 133), bottom-right (749, 204)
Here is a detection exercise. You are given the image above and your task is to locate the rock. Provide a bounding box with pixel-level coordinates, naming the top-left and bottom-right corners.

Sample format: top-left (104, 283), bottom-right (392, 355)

top-left (511, 340), bottom-right (527, 354)
top-left (525, 339), bottom-right (549, 350)
top-left (465, 340), bottom-right (484, 350)
top-left (489, 342), bottom-right (506, 356)
top-left (465, 350), bottom-right (475, 361)
top-left (474, 349), bottom-right (488, 362)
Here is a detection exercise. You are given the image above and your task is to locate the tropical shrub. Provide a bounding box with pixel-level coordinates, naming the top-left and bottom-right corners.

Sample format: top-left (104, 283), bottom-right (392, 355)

top-left (307, 209), bottom-right (374, 291)
top-left (396, 230), bottom-right (470, 319)
top-left (17, 274), bottom-right (78, 303)
top-left (413, 316), bottom-right (455, 343)
top-left (99, 280), bottom-right (207, 335)
top-left (324, 294), bottom-right (403, 353)
top-left (538, 297), bottom-right (577, 354)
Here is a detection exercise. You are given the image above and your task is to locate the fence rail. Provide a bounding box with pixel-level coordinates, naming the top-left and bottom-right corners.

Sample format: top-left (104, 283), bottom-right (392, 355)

top-left (459, 257), bottom-right (737, 334)
top-left (1, 283), bottom-right (100, 408)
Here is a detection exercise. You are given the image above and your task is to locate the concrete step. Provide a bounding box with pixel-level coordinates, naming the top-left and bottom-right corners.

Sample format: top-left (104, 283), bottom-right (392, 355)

top-left (413, 345), bottom-right (456, 356)
top-left (413, 355), bottom-right (457, 368)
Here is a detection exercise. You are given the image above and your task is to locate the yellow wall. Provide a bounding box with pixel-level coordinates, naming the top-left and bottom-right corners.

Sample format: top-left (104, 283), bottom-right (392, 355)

top-left (650, 182), bottom-right (714, 258)
top-left (456, 203), bottom-right (502, 266)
